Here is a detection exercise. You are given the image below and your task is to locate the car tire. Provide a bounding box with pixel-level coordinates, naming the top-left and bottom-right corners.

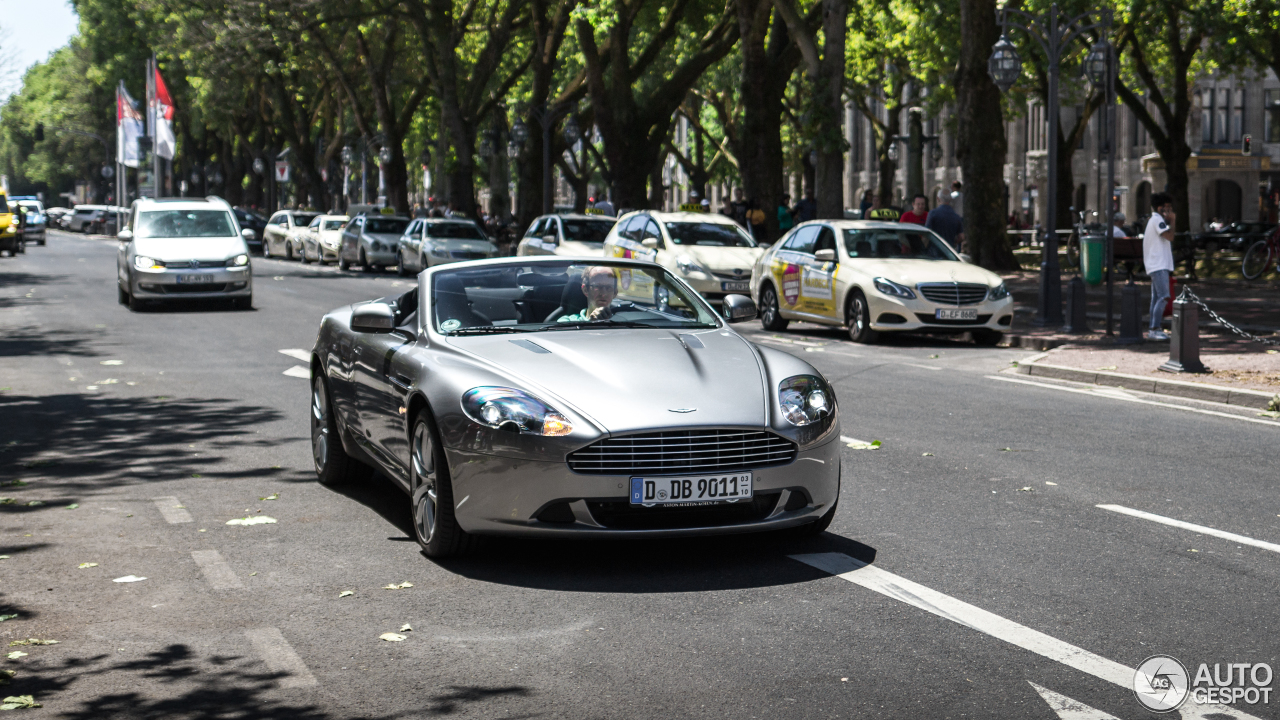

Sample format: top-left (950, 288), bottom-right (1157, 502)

top-left (971, 329), bottom-right (1003, 346)
top-left (759, 284), bottom-right (789, 331)
top-left (232, 295), bottom-right (253, 310)
top-left (409, 408), bottom-right (476, 558)
top-left (397, 251), bottom-right (409, 277)
top-left (300, 247), bottom-right (311, 264)
top-left (846, 290), bottom-right (878, 344)
top-left (118, 284), bottom-right (129, 305)
top-left (285, 241), bottom-right (295, 261)
top-left (360, 249), bottom-right (373, 273)
top-left (127, 292), bottom-right (146, 312)
top-left (311, 374), bottom-right (370, 487)
top-left (338, 256), bottom-right (350, 271)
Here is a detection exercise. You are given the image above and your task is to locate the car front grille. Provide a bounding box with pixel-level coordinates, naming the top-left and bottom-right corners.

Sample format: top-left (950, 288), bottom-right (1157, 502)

top-left (915, 313), bottom-right (992, 326)
top-left (586, 492), bottom-right (780, 530)
top-left (918, 282), bottom-right (990, 305)
top-left (157, 260), bottom-right (226, 269)
top-left (567, 429), bottom-right (797, 475)
top-left (450, 249), bottom-right (490, 259)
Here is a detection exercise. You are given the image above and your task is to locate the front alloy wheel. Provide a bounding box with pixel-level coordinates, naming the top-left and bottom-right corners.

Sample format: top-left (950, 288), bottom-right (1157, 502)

top-left (759, 285), bottom-right (789, 331)
top-left (410, 410), bottom-right (474, 557)
top-left (846, 290), bottom-right (878, 344)
top-left (311, 375), bottom-right (367, 486)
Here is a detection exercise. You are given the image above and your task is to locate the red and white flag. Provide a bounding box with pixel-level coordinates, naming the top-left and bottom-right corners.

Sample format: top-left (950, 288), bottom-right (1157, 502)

top-left (150, 62), bottom-right (176, 160)
top-left (117, 81), bottom-right (144, 168)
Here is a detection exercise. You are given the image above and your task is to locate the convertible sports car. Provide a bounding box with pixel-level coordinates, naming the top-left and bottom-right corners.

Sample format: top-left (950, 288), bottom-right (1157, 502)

top-left (310, 257), bottom-right (841, 557)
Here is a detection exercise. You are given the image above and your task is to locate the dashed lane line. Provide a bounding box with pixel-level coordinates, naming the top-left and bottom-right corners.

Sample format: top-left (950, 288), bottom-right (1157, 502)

top-left (789, 553), bottom-right (1263, 720)
top-left (191, 549), bottom-right (245, 590)
top-left (1098, 504), bottom-right (1280, 554)
top-left (245, 628), bottom-right (317, 688)
top-left (278, 349), bottom-right (310, 362)
top-left (151, 496), bottom-right (193, 524)
top-left (987, 374), bottom-right (1280, 428)
top-left (283, 366), bottom-right (311, 379)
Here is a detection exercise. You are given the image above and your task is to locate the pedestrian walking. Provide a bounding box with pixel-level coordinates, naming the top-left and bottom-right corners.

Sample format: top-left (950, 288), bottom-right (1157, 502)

top-left (925, 190), bottom-right (964, 250)
top-left (899, 194), bottom-right (929, 225)
top-left (1143, 193), bottom-right (1176, 341)
top-left (594, 195), bottom-right (615, 216)
top-left (731, 188), bottom-right (749, 226)
top-left (746, 199), bottom-right (767, 240)
top-left (792, 189), bottom-right (817, 222)
top-left (859, 190), bottom-right (874, 216)
top-left (778, 194), bottom-right (794, 233)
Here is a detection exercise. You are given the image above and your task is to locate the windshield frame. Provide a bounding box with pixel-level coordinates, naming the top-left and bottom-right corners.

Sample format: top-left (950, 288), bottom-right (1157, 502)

top-left (426, 259), bottom-right (723, 336)
top-left (842, 226), bottom-right (959, 262)
top-left (425, 221), bottom-right (487, 240)
top-left (133, 208), bottom-right (238, 239)
top-left (663, 220), bottom-right (759, 248)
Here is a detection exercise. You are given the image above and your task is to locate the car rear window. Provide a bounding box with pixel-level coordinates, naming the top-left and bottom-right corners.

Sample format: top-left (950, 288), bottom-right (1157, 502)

top-left (426, 222), bottom-right (485, 240)
top-left (365, 218), bottom-right (410, 234)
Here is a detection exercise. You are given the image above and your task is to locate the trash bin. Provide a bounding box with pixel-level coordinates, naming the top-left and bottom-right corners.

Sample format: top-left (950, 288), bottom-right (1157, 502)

top-left (1081, 234), bottom-right (1104, 286)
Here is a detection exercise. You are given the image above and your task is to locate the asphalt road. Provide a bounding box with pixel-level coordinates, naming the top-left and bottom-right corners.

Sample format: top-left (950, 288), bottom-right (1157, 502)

top-left (1, 230), bottom-right (1276, 720)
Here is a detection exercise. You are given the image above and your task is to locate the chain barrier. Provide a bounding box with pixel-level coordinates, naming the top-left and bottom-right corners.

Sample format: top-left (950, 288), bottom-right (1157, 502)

top-left (1175, 286), bottom-right (1280, 347)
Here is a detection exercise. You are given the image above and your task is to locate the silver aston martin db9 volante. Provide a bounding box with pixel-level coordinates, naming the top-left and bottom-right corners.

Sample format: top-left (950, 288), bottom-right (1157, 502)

top-left (309, 257), bottom-right (841, 557)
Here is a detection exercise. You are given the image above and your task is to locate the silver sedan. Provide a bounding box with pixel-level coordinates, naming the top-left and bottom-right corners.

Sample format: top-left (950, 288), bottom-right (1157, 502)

top-left (308, 257), bottom-right (842, 557)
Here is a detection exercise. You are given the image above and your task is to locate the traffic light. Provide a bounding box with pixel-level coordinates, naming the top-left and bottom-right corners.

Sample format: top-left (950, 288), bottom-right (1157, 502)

top-left (34, 123), bottom-right (43, 142)
top-left (1242, 134), bottom-right (1251, 156)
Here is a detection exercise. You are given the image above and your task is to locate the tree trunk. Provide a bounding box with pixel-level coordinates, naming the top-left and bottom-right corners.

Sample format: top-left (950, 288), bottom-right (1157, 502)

top-left (955, 0), bottom-right (1018, 270)
top-left (814, 0), bottom-right (847, 219)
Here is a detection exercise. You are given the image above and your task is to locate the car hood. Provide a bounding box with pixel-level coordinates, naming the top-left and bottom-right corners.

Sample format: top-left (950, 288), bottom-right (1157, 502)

top-left (842, 258), bottom-right (1001, 287)
top-left (132, 236), bottom-right (247, 261)
top-left (362, 232), bottom-right (403, 243)
top-left (670, 246), bottom-right (762, 275)
top-left (446, 327), bottom-right (765, 433)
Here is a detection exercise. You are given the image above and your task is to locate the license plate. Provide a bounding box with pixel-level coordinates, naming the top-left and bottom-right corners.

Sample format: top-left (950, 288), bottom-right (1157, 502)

top-left (721, 281), bottom-right (750, 293)
top-left (176, 274), bottom-right (216, 284)
top-left (936, 308), bottom-right (978, 320)
top-left (630, 472), bottom-right (752, 506)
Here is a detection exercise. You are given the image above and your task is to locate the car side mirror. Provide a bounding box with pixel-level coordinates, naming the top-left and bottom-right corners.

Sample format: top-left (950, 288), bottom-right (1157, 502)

top-left (959, 253), bottom-right (973, 264)
top-left (351, 303), bottom-right (395, 333)
top-left (117, 229), bottom-right (133, 241)
top-left (814, 248), bottom-right (835, 262)
top-left (641, 237), bottom-right (659, 249)
top-left (542, 234), bottom-right (558, 245)
top-left (722, 294), bottom-right (757, 323)
top-left (241, 228), bottom-right (255, 241)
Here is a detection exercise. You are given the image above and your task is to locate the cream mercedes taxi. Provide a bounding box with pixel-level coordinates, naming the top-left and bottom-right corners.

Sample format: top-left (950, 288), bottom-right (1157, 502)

top-left (516, 212), bottom-right (617, 257)
top-left (749, 220), bottom-right (1013, 344)
top-left (602, 210), bottom-right (762, 304)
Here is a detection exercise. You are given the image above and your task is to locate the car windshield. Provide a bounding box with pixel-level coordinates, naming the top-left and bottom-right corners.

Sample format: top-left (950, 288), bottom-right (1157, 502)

top-left (665, 221), bottom-right (757, 247)
top-left (561, 219), bottom-right (614, 243)
top-left (135, 209), bottom-right (236, 239)
top-left (427, 222), bottom-right (485, 240)
top-left (431, 261), bottom-right (719, 334)
top-left (843, 228), bottom-right (958, 261)
top-left (294, 213), bottom-right (320, 226)
top-left (323, 219), bottom-right (346, 231)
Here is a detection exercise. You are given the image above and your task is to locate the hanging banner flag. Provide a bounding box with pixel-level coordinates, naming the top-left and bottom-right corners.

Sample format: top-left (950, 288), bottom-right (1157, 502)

top-left (151, 62), bottom-right (176, 160)
top-left (117, 81), bottom-right (144, 168)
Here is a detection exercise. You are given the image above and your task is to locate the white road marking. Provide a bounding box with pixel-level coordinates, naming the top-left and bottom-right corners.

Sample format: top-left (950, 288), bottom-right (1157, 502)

top-left (283, 366), bottom-right (310, 379)
top-left (839, 435), bottom-right (869, 445)
top-left (988, 374), bottom-right (1280, 427)
top-left (245, 627), bottom-right (317, 688)
top-left (791, 553), bottom-right (1264, 720)
top-left (1098, 504), bottom-right (1280, 554)
top-left (191, 549), bottom-right (244, 590)
top-left (278, 349), bottom-right (311, 362)
top-left (1028, 682), bottom-right (1121, 719)
top-left (902, 362), bottom-right (942, 371)
top-left (151, 496), bottom-right (192, 524)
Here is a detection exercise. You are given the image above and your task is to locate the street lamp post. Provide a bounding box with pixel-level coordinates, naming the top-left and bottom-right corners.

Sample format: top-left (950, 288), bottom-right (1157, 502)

top-left (512, 104), bottom-right (578, 215)
top-left (887, 108), bottom-right (943, 202)
top-left (1084, 37), bottom-right (1118, 334)
top-left (989, 4), bottom-right (1112, 327)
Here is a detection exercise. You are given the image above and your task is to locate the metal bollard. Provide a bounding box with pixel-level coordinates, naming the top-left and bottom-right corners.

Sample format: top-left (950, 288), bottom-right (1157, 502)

top-left (1118, 281), bottom-right (1141, 344)
top-left (1063, 276), bottom-right (1089, 333)
top-left (1159, 298), bottom-right (1209, 373)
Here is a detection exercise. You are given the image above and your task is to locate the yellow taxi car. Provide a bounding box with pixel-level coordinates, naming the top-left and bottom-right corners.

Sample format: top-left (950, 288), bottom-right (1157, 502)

top-left (602, 210), bottom-right (762, 304)
top-left (749, 220), bottom-right (1013, 345)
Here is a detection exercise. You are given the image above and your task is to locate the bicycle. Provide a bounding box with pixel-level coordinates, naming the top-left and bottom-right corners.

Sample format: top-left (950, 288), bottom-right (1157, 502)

top-left (1241, 225), bottom-right (1280, 280)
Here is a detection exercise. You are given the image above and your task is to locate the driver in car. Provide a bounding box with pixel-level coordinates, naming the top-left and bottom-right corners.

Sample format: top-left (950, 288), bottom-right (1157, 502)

top-left (558, 266), bottom-right (618, 322)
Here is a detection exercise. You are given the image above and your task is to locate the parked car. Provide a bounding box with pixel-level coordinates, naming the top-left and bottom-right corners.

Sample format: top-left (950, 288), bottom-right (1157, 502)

top-left (233, 208), bottom-right (268, 253)
top-left (45, 207), bottom-right (72, 229)
top-left (516, 213), bottom-right (617, 257)
top-left (9, 197), bottom-right (47, 246)
top-left (67, 205), bottom-right (106, 233)
top-left (0, 192), bottom-right (20, 257)
top-left (263, 210), bottom-right (320, 259)
top-left (602, 210), bottom-right (763, 305)
top-left (396, 218), bottom-right (498, 275)
top-left (749, 220), bottom-right (1013, 345)
top-left (308, 256), bottom-right (840, 557)
top-left (116, 197), bottom-right (255, 311)
top-left (337, 213), bottom-right (411, 272)
top-left (300, 214), bottom-right (349, 264)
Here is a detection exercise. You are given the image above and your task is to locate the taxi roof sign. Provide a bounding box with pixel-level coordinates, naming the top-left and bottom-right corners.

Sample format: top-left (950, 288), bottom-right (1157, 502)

top-left (867, 208), bottom-right (900, 221)
top-left (679, 203), bottom-right (706, 212)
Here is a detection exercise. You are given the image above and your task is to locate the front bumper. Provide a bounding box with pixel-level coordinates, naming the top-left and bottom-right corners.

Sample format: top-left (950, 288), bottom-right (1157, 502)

top-left (867, 292), bottom-right (1013, 332)
top-left (363, 248), bottom-right (399, 265)
top-left (680, 274), bottom-right (753, 304)
top-left (444, 433), bottom-right (841, 538)
top-left (131, 267), bottom-right (253, 298)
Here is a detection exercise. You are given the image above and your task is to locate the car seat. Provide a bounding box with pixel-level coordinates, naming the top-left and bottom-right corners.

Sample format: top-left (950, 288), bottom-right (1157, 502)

top-left (544, 272), bottom-right (587, 322)
top-left (433, 275), bottom-right (491, 328)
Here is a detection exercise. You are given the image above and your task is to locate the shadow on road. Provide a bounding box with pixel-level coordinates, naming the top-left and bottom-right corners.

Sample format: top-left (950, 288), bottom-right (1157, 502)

top-left (0, 326), bottom-right (102, 358)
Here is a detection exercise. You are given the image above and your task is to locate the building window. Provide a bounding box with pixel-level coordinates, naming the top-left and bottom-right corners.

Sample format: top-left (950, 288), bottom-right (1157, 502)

top-left (1232, 87), bottom-right (1245, 142)
top-left (1264, 89), bottom-right (1279, 143)
top-left (1201, 89), bottom-right (1213, 143)
top-left (1132, 104), bottom-right (1149, 148)
top-left (1216, 88), bottom-right (1229, 143)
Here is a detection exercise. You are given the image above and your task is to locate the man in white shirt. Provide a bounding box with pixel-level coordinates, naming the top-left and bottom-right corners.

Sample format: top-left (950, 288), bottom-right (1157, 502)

top-left (1142, 193), bottom-right (1176, 341)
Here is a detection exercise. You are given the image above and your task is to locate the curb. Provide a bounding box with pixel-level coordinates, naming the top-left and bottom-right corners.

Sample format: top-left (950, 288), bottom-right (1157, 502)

top-left (1000, 335), bottom-right (1069, 351)
top-left (1014, 362), bottom-right (1278, 409)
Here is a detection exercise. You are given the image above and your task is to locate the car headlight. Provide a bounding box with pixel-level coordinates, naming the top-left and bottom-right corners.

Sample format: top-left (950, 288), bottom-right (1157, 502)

top-left (227, 254), bottom-right (249, 267)
top-left (461, 387), bottom-right (573, 436)
top-left (134, 256), bottom-right (164, 271)
top-left (873, 277), bottom-right (916, 299)
top-left (987, 282), bottom-right (1009, 300)
top-left (5, 226), bottom-right (14, 234)
top-left (778, 375), bottom-right (834, 427)
top-left (430, 245), bottom-right (450, 257)
top-left (676, 256), bottom-right (710, 276)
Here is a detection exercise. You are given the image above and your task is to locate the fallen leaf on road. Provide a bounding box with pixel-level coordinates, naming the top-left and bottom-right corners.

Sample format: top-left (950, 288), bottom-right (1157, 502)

top-left (0, 695), bottom-right (40, 710)
top-left (998, 447), bottom-right (1025, 452)
top-left (249, 572), bottom-right (257, 576)
top-left (0, 670), bottom-right (12, 685)
top-left (225, 516), bottom-right (277, 526)
top-left (1267, 350), bottom-right (1278, 355)
top-left (259, 493), bottom-right (279, 501)
top-left (1259, 411), bottom-right (1280, 418)
top-left (929, 354), bottom-right (939, 359)
top-left (9, 640), bottom-right (57, 647)
top-left (25, 501), bottom-right (42, 507)
top-left (922, 452), bottom-right (933, 457)
top-left (77, 563), bottom-right (98, 569)
top-left (338, 591), bottom-right (354, 598)
top-left (1096, 365), bottom-right (1118, 371)
top-left (0, 500), bottom-right (12, 505)
top-left (1045, 481), bottom-right (1058, 486)
top-left (112, 575), bottom-right (146, 583)
top-left (382, 582), bottom-right (413, 590)
top-left (0, 557), bottom-right (8, 560)
top-left (379, 633), bottom-right (406, 642)
top-left (190, 474), bottom-right (201, 479)
top-left (399, 624), bottom-right (412, 632)
top-left (97, 379), bottom-right (119, 385)
top-left (1188, 549), bottom-right (1198, 553)
top-left (1017, 487), bottom-right (1032, 492)
top-left (100, 360), bottom-right (123, 365)
top-left (0, 616), bottom-right (16, 623)
top-left (20, 460), bottom-right (53, 469)
top-left (5, 652), bottom-right (26, 660)
top-left (66, 504), bottom-right (78, 510)
top-left (1, 481), bottom-right (27, 487)
top-left (173, 505), bottom-right (185, 509)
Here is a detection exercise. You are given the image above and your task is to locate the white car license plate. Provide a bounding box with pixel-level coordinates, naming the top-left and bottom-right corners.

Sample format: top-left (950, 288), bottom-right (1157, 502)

top-left (630, 472), bottom-right (752, 505)
top-left (936, 308), bottom-right (978, 320)
top-left (176, 274), bottom-right (216, 284)
top-left (721, 281), bottom-right (750, 293)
